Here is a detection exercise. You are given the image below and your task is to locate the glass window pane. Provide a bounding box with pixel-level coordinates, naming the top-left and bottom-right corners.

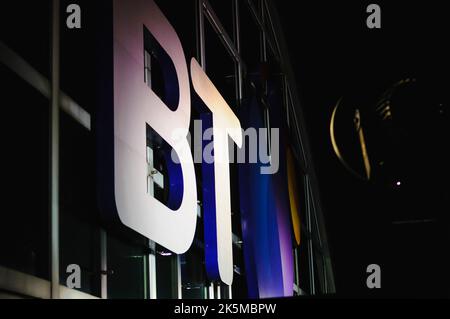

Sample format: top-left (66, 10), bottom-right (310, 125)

top-left (0, 65), bottom-right (50, 280)
top-left (181, 244), bottom-right (207, 299)
top-left (107, 233), bottom-right (147, 299)
top-left (208, 0), bottom-right (235, 42)
top-left (0, 1), bottom-right (51, 78)
top-left (59, 112), bottom-right (101, 296)
top-left (156, 244), bottom-right (178, 299)
top-left (239, 1), bottom-right (262, 73)
top-left (205, 19), bottom-right (238, 109)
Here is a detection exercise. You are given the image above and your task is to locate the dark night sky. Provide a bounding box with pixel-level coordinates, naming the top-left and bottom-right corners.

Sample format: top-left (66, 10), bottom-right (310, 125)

top-left (275, 1), bottom-right (449, 297)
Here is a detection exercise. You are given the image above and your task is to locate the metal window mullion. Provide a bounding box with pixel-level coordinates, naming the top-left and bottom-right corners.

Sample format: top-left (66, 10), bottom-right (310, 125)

top-left (260, 0), bottom-right (267, 63)
top-left (230, 2), bottom-right (240, 300)
top-left (287, 85), bottom-right (308, 171)
top-left (100, 229), bottom-right (108, 299)
top-left (308, 179), bottom-right (326, 292)
top-left (262, 0), bottom-right (282, 58)
top-left (146, 148), bottom-right (158, 299)
top-left (196, 0), bottom-right (206, 70)
top-left (203, 0), bottom-right (242, 65)
top-left (232, 0), bottom-right (243, 104)
top-left (216, 283), bottom-right (221, 299)
top-left (246, 0), bottom-right (277, 60)
top-left (0, 41), bottom-right (91, 131)
top-left (176, 256), bottom-right (182, 299)
top-left (208, 282), bottom-right (214, 299)
top-left (308, 178), bottom-right (329, 294)
top-left (308, 178), bottom-right (323, 250)
top-left (50, 0), bottom-right (60, 300)
top-left (294, 247), bottom-right (300, 294)
top-left (144, 50), bottom-right (152, 88)
top-left (305, 176), bottom-right (316, 295)
top-left (284, 76), bottom-right (290, 128)
top-left (148, 244), bottom-right (157, 300)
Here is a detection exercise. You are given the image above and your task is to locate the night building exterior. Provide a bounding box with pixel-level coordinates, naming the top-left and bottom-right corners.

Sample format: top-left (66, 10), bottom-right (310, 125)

top-left (0, 0), bottom-right (335, 299)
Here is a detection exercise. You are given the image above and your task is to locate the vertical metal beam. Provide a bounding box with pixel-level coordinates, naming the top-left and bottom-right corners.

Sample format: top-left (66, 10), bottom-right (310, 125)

top-left (260, 0), bottom-right (267, 62)
top-left (287, 86), bottom-right (308, 171)
top-left (305, 176), bottom-right (316, 295)
top-left (50, 0), bottom-right (60, 300)
top-left (176, 256), bottom-right (182, 299)
top-left (197, 0), bottom-right (209, 301)
top-left (232, 0), bottom-right (243, 105)
top-left (148, 242), bottom-right (157, 299)
top-left (196, 0), bottom-right (206, 70)
top-left (203, 1), bottom-right (242, 65)
top-left (216, 283), bottom-right (221, 299)
top-left (232, 0), bottom-right (241, 62)
top-left (323, 256), bottom-right (328, 294)
top-left (308, 177), bottom-right (329, 294)
top-left (294, 247), bottom-right (300, 294)
top-left (208, 283), bottom-right (214, 299)
top-left (284, 76), bottom-right (290, 128)
top-left (100, 229), bottom-right (108, 299)
top-left (262, 0), bottom-right (282, 59)
top-left (145, 147), bottom-right (158, 299)
top-left (143, 253), bottom-right (148, 299)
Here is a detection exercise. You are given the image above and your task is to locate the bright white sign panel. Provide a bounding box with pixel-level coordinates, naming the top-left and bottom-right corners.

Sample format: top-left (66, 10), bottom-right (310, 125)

top-left (113, 0), bottom-right (197, 254)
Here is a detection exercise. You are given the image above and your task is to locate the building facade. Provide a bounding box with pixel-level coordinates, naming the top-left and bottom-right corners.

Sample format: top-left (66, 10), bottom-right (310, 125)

top-left (0, 0), bottom-right (335, 299)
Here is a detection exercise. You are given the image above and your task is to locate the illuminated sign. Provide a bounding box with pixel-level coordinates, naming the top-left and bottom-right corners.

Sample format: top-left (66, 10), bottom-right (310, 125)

top-left (238, 78), bottom-right (294, 298)
top-left (191, 59), bottom-right (242, 286)
top-left (99, 0), bottom-right (242, 285)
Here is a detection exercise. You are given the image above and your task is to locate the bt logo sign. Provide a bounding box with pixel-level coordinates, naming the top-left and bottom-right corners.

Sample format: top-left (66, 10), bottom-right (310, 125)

top-left (101, 0), bottom-right (242, 285)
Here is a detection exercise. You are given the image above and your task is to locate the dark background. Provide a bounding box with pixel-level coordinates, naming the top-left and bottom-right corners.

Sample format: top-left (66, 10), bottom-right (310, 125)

top-left (1, 0), bottom-right (448, 299)
top-left (275, 1), bottom-right (449, 297)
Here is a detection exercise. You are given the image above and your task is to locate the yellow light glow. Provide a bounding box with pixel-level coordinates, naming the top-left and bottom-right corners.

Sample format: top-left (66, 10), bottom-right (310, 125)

top-left (287, 147), bottom-right (301, 246)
